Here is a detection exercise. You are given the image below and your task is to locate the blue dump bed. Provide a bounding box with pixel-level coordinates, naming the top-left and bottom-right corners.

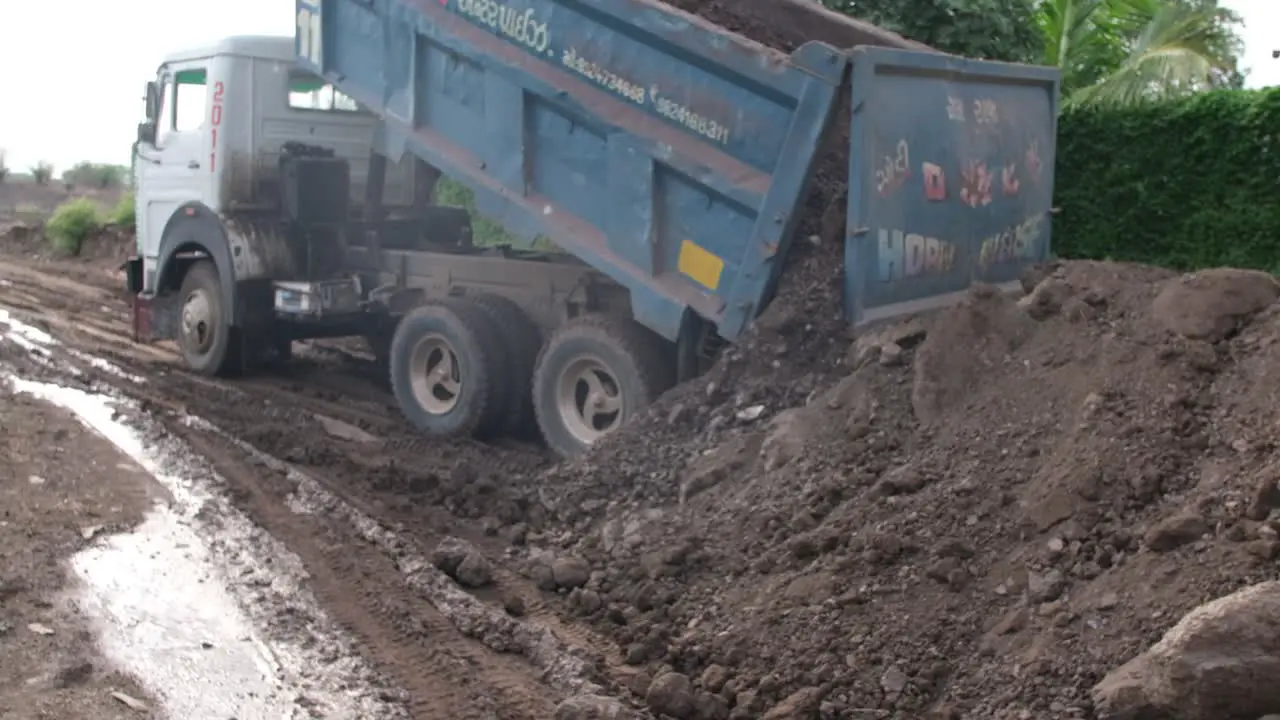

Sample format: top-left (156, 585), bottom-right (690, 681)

top-left (294, 0), bottom-right (1060, 341)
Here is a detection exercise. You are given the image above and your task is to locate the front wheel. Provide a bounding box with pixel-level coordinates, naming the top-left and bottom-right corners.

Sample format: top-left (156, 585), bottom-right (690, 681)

top-left (531, 315), bottom-right (674, 458)
top-left (177, 260), bottom-right (239, 377)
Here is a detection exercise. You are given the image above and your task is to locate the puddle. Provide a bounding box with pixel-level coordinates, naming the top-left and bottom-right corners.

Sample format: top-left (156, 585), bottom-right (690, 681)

top-left (0, 305), bottom-right (141, 381)
top-left (71, 511), bottom-right (294, 717)
top-left (9, 377), bottom-right (293, 717)
top-left (5, 375), bottom-right (407, 719)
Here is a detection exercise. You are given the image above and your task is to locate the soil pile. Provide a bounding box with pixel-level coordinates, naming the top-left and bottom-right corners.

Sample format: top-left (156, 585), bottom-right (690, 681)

top-left (527, 261), bottom-right (1280, 719)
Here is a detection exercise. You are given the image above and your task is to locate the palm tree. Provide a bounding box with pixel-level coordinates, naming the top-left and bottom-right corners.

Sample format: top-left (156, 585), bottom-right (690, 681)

top-left (1037, 0), bottom-right (1242, 107)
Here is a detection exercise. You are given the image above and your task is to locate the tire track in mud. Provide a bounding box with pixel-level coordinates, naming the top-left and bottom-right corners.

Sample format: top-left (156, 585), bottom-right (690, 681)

top-left (0, 255), bottom-right (637, 718)
top-left (164, 421), bottom-right (558, 720)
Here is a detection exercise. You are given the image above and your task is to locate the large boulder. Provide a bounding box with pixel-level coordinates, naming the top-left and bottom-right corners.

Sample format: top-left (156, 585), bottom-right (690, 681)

top-left (1092, 581), bottom-right (1280, 720)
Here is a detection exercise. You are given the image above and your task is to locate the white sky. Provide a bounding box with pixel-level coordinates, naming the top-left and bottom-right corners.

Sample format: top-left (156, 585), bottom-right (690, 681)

top-left (0, 0), bottom-right (1275, 174)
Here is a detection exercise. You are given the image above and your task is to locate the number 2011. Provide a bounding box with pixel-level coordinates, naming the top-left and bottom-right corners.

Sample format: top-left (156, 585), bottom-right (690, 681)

top-left (297, 6), bottom-right (323, 66)
top-left (210, 81), bottom-right (224, 173)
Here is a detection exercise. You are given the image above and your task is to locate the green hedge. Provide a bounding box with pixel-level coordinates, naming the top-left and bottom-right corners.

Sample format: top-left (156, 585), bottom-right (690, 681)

top-left (1053, 88), bottom-right (1280, 272)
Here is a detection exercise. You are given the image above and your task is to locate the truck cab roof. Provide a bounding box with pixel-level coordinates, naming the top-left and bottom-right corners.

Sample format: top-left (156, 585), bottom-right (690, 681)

top-left (161, 35), bottom-right (292, 65)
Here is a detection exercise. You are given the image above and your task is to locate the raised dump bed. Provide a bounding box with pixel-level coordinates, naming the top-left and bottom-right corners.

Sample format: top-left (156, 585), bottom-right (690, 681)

top-left (293, 0), bottom-right (1060, 341)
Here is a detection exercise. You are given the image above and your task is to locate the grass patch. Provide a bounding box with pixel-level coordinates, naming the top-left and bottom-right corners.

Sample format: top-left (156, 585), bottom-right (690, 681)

top-left (108, 192), bottom-right (136, 228)
top-left (45, 198), bottom-right (103, 255)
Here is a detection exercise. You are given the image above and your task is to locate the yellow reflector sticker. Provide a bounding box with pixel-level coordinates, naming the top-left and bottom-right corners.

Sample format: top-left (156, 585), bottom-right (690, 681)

top-left (677, 240), bottom-right (724, 291)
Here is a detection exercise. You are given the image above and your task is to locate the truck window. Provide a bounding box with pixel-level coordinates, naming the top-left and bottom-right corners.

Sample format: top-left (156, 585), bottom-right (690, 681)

top-left (157, 67), bottom-right (208, 146)
top-left (288, 74), bottom-right (360, 112)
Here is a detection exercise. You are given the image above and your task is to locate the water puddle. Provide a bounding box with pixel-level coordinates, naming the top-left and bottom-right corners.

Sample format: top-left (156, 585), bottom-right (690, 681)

top-left (9, 377), bottom-right (294, 717)
top-left (5, 375), bottom-right (406, 719)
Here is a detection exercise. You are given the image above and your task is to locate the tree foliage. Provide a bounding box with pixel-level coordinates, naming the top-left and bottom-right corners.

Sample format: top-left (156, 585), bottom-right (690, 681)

top-left (61, 162), bottom-right (130, 190)
top-left (822, 0), bottom-right (1042, 62)
top-left (29, 162), bottom-right (54, 186)
top-left (1039, 0), bottom-right (1244, 107)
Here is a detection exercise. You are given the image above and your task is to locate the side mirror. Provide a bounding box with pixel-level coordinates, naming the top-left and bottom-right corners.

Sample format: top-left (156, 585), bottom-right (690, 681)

top-left (144, 81), bottom-right (159, 120)
top-left (137, 121), bottom-right (156, 145)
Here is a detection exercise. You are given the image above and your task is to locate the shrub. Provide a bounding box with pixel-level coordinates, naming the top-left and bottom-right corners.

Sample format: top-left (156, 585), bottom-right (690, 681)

top-left (45, 198), bottom-right (103, 255)
top-left (108, 192), bottom-right (136, 229)
top-left (1054, 88), bottom-right (1280, 272)
top-left (435, 177), bottom-right (559, 251)
top-left (30, 162), bottom-right (54, 186)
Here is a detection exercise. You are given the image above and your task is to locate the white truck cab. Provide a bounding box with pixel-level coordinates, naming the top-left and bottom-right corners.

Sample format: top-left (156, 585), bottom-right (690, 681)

top-left (128, 36), bottom-right (415, 374)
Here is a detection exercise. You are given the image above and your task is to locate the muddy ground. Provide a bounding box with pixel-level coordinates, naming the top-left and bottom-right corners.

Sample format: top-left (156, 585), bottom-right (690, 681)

top-left (3, 172), bottom-right (1280, 720)
top-left (0, 381), bottom-right (159, 720)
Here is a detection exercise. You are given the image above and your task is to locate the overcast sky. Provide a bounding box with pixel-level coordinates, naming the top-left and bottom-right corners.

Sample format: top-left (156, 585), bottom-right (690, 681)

top-left (0, 0), bottom-right (1275, 174)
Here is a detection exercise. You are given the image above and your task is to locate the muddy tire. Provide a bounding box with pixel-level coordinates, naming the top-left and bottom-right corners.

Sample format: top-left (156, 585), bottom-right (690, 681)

top-left (469, 293), bottom-right (542, 438)
top-left (532, 314), bottom-right (674, 458)
top-left (389, 300), bottom-right (510, 439)
top-left (177, 260), bottom-right (239, 377)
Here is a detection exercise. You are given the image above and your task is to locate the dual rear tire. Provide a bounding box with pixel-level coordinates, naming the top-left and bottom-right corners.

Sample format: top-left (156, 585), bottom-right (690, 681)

top-left (388, 296), bottom-right (673, 456)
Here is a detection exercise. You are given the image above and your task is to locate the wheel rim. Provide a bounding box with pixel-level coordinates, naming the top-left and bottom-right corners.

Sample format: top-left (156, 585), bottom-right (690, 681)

top-left (181, 288), bottom-right (216, 355)
top-left (409, 333), bottom-right (461, 415)
top-left (556, 355), bottom-right (623, 445)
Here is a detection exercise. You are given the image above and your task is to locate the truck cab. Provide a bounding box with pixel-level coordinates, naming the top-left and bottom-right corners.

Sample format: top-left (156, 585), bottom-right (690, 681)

top-left (129, 36), bottom-right (421, 367)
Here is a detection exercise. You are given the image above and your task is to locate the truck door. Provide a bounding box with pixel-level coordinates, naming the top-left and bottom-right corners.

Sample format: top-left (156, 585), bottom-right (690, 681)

top-left (135, 62), bottom-right (213, 282)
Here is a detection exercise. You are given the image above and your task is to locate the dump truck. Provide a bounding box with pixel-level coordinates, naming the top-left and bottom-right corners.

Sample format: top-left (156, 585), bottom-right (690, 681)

top-left (125, 0), bottom-right (1061, 457)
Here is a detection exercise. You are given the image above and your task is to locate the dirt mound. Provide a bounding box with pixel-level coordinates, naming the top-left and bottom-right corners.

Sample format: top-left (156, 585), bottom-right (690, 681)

top-left (521, 261), bottom-right (1280, 718)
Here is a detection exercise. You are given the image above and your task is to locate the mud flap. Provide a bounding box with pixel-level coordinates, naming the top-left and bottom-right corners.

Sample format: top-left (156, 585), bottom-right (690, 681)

top-left (131, 293), bottom-right (180, 343)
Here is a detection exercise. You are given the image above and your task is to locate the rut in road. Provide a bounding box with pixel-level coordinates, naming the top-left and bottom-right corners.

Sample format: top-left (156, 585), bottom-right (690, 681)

top-left (0, 255), bottom-right (635, 718)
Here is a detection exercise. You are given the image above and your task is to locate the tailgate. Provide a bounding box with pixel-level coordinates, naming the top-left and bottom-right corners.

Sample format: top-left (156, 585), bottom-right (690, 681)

top-left (843, 47), bottom-right (1061, 327)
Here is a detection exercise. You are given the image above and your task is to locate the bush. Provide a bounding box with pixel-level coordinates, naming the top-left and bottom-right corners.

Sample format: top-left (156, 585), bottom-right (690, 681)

top-left (30, 161), bottom-right (54, 186)
top-left (108, 192), bottom-right (136, 228)
top-left (435, 177), bottom-right (559, 251)
top-left (45, 198), bottom-right (103, 255)
top-left (1054, 88), bottom-right (1280, 272)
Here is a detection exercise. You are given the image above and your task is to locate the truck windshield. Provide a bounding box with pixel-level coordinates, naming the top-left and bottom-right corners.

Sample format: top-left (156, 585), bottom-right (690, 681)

top-left (288, 73), bottom-right (360, 112)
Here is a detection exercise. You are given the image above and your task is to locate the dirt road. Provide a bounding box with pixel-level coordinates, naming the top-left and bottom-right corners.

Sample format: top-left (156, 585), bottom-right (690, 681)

top-left (0, 381), bottom-right (159, 719)
top-left (0, 231), bottom-right (639, 718)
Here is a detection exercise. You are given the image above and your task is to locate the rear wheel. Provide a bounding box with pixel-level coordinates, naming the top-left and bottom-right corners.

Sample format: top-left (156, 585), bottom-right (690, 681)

top-left (389, 299), bottom-right (510, 439)
top-left (469, 293), bottom-right (542, 438)
top-left (532, 315), bottom-right (674, 457)
top-left (177, 260), bottom-right (239, 377)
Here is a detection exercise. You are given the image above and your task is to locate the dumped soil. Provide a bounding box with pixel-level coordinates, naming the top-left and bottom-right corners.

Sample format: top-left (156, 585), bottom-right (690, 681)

top-left (522, 261), bottom-right (1280, 718)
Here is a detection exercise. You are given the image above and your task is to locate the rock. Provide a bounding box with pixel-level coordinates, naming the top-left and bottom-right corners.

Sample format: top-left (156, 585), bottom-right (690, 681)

top-left (760, 408), bottom-right (819, 472)
top-left (501, 591), bottom-right (526, 617)
top-left (1152, 268), bottom-right (1280, 342)
top-left (699, 664), bottom-right (730, 693)
top-left (110, 691), bottom-right (149, 711)
top-left (761, 687), bottom-right (824, 719)
top-left (555, 693), bottom-right (642, 720)
top-left (532, 563), bottom-right (557, 591)
top-left (1145, 513), bottom-right (1209, 552)
top-left (693, 690), bottom-right (729, 720)
top-left (878, 342), bottom-right (904, 366)
top-left (1247, 471), bottom-right (1280, 521)
top-left (1092, 581), bottom-right (1280, 720)
top-left (453, 550), bottom-right (493, 588)
top-left (880, 666), bottom-right (908, 696)
top-left (646, 672), bottom-right (695, 719)
top-left (432, 537), bottom-right (473, 575)
top-left (1027, 568), bottom-right (1066, 602)
top-left (552, 556), bottom-right (591, 590)
top-left (1018, 277), bottom-right (1069, 320)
